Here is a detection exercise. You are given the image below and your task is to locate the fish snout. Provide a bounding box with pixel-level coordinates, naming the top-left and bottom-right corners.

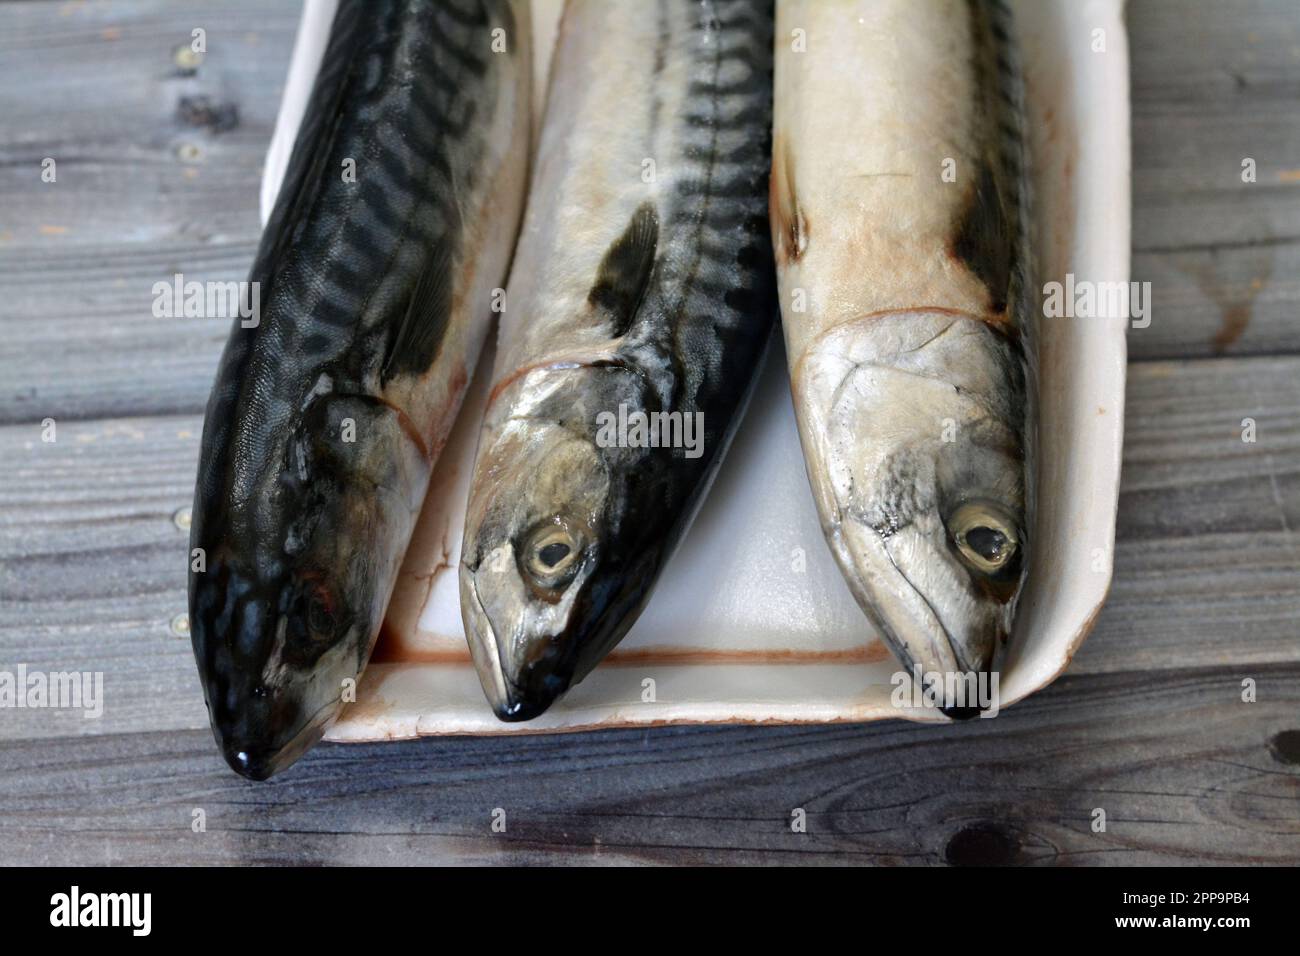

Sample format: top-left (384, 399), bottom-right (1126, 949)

top-left (496, 642), bottom-right (573, 722)
top-left (839, 519), bottom-right (1005, 715)
top-left (220, 739), bottom-right (282, 782)
top-left (940, 701), bottom-right (987, 721)
top-left (461, 516), bottom-right (609, 722)
top-left (217, 704), bottom-right (333, 780)
top-left (492, 686), bottom-right (553, 723)
top-left (190, 557), bottom-right (357, 779)
top-left (884, 605), bottom-right (1001, 720)
top-left (460, 562), bottom-right (577, 722)
top-left (209, 678), bottom-right (337, 780)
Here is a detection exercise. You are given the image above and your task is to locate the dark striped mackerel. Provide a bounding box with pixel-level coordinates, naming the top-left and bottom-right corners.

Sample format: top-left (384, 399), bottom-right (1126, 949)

top-left (189, 0), bottom-right (531, 778)
top-left (459, 0), bottom-right (778, 720)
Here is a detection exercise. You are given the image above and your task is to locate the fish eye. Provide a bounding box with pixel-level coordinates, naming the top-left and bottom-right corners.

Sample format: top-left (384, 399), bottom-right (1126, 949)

top-left (947, 501), bottom-right (1020, 576)
top-left (287, 573), bottom-right (340, 644)
top-left (307, 586), bottom-right (337, 636)
top-left (522, 522), bottom-right (582, 587)
top-left (538, 541), bottom-right (572, 568)
top-left (529, 528), bottom-right (578, 576)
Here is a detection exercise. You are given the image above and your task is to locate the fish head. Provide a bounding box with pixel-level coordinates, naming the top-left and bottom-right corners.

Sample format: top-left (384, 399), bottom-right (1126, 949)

top-left (798, 311), bottom-right (1031, 713)
top-left (460, 363), bottom-right (653, 721)
top-left (190, 390), bottom-right (425, 778)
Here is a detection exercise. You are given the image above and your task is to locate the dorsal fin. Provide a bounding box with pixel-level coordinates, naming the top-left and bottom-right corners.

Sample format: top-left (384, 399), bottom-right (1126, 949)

top-left (588, 202), bottom-right (659, 337)
top-left (382, 240), bottom-right (454, 383)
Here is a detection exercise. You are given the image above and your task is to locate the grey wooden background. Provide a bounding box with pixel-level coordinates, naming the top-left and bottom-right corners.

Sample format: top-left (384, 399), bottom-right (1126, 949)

top-left (1, 0), bottom-right (1297, 865)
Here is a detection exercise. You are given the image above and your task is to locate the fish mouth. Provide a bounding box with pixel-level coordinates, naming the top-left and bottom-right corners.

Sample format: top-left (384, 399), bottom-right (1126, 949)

top-left (495, 645), bottom-right (575, 722)
top-left (223, 745), bottom-right (278, 781)
top-left (488, 686), bottom-right (553, 723)
top-left (459, 562), bottom-right (577, 722)
top-left (221, 738), bottom-right (295, 782)
top-left (216, 693), bottom-right (342, 780)
top-left (840, 522), bottom-right (996, 716)
top-left (190, 569), bottom-right (353, 780)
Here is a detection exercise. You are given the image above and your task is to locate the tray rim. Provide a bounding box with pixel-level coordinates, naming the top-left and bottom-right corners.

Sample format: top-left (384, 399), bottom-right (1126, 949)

top-left (257, 0), bottom-right (1133, 743)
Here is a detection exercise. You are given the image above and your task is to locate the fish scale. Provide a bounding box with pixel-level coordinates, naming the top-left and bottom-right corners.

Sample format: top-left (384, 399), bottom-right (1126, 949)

top-left (189, 0), bottom-right (530, 778)
top-left (459, 0), bottom-right (777, 721)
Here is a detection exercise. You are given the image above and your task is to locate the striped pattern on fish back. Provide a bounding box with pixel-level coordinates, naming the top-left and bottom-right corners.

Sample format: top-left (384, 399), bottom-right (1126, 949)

top-left (978, 0), bottom-right (1037, 545)
top-left (198, 0), bottom-right (517, 511)
top-left (621, 0), bottom-right (776, 441)
top-left (965, 0), bottom-right (1032, 342)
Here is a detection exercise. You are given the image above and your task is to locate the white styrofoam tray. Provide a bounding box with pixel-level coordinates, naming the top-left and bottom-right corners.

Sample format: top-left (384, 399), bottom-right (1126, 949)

top-left (258, 0), bottom-right (1130, 739)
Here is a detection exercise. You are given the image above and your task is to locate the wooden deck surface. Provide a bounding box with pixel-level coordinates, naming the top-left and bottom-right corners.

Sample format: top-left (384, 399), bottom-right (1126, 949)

top-left (0, 0), bottom-right (1297, 865)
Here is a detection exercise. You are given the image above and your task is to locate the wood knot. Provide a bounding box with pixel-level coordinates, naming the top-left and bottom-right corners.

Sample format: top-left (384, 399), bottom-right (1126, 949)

top-left (176, 95), bottom-right (240, 134)
top-left (1268, 729), bottom-right (1300, 765)
top-left (944, 822), bottom-right (1021, 866)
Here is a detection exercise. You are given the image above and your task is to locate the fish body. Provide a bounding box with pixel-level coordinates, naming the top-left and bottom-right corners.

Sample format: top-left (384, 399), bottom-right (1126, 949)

top-left (460, 0), bottom-right (777, 720)
top-left (772, 0), bottom-right (1035, 708)
top-left (189, 0), bottom-right (531, 778)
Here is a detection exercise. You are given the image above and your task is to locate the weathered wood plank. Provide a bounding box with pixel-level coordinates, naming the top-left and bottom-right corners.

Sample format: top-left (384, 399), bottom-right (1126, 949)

top-left (0, 412), bottom-right (198, 738)
top-left (0, 0), bottom-right (296, 248)
top-left (1128, 0), bottom-right (1300, 357)
top-left (0, 664), bottom-right (1296, 865)
top-left (0, 1), bottom-right (1297, 431)
top-left (0, 0), bottom-right (293, 424)
top-left (1132, 242), bottom-right (1300, 359)
top-left (1, 356), bottom-right (1297, 739)
top-left (0, 0), bottom-right (1297, 867)
top-left (1129, 3), bottom-right (1300, 251)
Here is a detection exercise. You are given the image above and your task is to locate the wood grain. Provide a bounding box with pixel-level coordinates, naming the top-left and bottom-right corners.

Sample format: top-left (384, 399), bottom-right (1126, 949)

top-left (1, 0), bottom-right (1299, 866)
top-left (0, 0), bottom-right (290, 424)
top-left (1129, 0), bottom-right (1300, 358)
top-left (1, 357), bottom-right (1297, 741)
top-left (0, 665), bottom-right (1296, 865)
top-left (0, 0), bottom-right (1297, 431)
